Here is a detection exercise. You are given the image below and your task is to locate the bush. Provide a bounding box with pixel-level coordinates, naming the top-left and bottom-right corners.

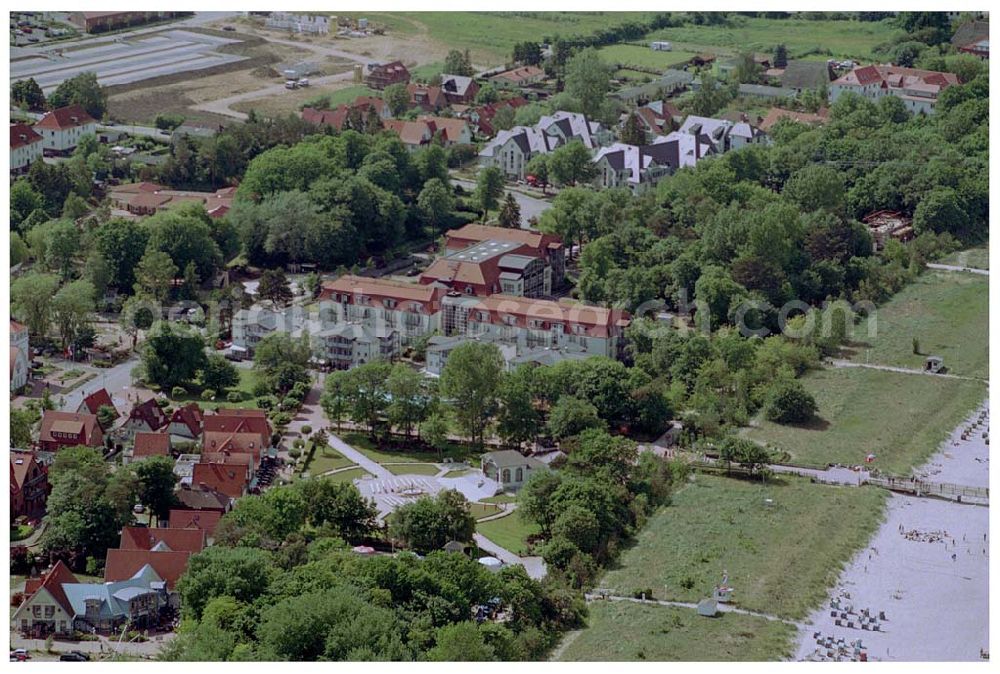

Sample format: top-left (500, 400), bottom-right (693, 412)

top-left (154, 112), bottom-right (185, 131)
top-left (271, 412), bottom-right (292, 427)
top-left (201, 389), bottom-right (217, 401)
top-left (293, 438), bottom-right (305, 449)
top-left (288, 448), bottom-right (302, 459)
top-left (252, 380), bottom-right (271, 397)
top-left (256, 395), bottom-right (278, 410)
top-left (155, 398), bottom-right (169, 408)
top-left (764, 378), bottom-right (818, 424)
top-left (301, 425), bottom-right (313, 435)
top-left (227, 391), bottom-right (243, 403)
top-left (171, 386), bottom-right (187, 398)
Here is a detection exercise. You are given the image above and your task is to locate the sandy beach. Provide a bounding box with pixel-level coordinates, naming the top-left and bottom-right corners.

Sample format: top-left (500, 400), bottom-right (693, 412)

top-left (795, 400), bottom-right (989, 661)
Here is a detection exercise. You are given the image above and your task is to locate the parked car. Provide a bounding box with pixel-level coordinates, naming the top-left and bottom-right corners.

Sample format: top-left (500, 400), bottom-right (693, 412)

top-left (59, 652), bottom-right (89, 662)
top-left (132, 504), bottom-right (145, 514)
top-left (10, 649), bottom-right (30, 661)
top-left (222, 25), bottom-right (236, 31)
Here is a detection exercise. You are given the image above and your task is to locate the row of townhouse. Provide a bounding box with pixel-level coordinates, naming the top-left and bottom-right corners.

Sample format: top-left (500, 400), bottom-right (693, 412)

top-left (478, 110), bottom-right (614, 180)
top-left (829, 64), bottom-right (959, 115)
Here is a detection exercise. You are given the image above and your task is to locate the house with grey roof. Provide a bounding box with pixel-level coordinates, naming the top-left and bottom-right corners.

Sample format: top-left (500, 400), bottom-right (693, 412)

top-left (592, 134), bottom-right (714, 193)
top-left (481, 450), bottom-right (547, 491)
top-left (779, 60), bottom-right (833, 93)
top-left (478, 111), bottom-right (610, 180)
top-left (613, 69), bottom-right (694, 105)
top-left (678, 115), bottom-right (766, 153)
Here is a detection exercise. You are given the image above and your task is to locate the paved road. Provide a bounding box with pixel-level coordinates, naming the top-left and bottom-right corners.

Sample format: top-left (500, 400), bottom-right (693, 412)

top-left (583, 593), bottom-right (804, 628)
top-left (473, 533), bottom-right (547, 580)
top-left (926, 263), bottom-right (988, 276)
top-left (57, 356), bottom-right (141, 413)
top-left (452, 178), bottom-right (553, 229)
top-left (828, 358), bottom-right (986, 383)
top-left (10, 632), bottom-right (174, 659)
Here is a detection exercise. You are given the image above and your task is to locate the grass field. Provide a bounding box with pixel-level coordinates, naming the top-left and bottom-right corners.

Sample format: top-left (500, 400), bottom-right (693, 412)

top-left (470, 502), bottom-right (507, 520)
top-left (600, 474), bottom-right (886, 620)
top-left (481, 494), bottom-right (517, 504)
top-left (323, 467), bottom-right (372, 484)
top-left (475, 511), bottom-right (540, 556)
top-left (645, 16), bottom-right (902, 61)
top-left (342, 432), bottom-right (478, 464)
top-left (748, 367), bottom-right (986, 474)
top-left (167, 367), bottom-right (262, 411)
top-left (846, 271), bottom-right (988, 378)
top-left (938, 246), bottom-right (989, 271)
top-left (409, 61), bottom-right (444, 82)
top-left (599, 44), bottom-right (698, 70)
top-left (302, 445), bottom-right (355, 475)
top-left (358, 11), bottom-right (659, 64)
top-left (558, 601), bottom-right (796, 661)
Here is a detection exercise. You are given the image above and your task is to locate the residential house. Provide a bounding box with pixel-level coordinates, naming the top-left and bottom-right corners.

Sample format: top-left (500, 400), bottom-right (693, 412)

top-left (480, 450), bottom-right (546, 491)
top-left (10, 450), bottom-right (50, 520)
top-left (204, 408), bottom-right (272, 451)
top-left (104, 549), bottom-right (191, 590)
top-left (32, 105), bottom-right (98, 155)
top-left (311, 322), bottom-right (400, 370)
top-left (10, 123), bottom-right (44, 173)
top-left (489, 65), bottom-right (545, 90)
top-left (77, 388), bottom-right (118, 420)
top-left (407, 83), bottom-right (447, 112)
top-left (460, 97), bottom-right (528, 136)
top-left (10, 319), bottom-right (30, 393)
top-left (123, 432), bottom-right (171, 465)
top-left (425, 334), bottom-right (515, 376)
top-left (624, 100), bottom-right (683, 140)
top-left (168, 403), bottom-right (204, 439)
top-left (779, 60), bottom-right (833, 93)
top-left (12, 561), bottom-right (81, 636)
top-left (174, 483), bottom-right (233, 513)
top-left (384, 119), bottom-right (434, 150)
top-left (168, 509), bottom-right (223, 538)
top-left (951, 20), bottom-right (989, 59)
top-left (365, 60), bottom-right (411, 89)
top-left (444, 224), bottom-right (566, 285)
top-left (613, 69), bottom-right (694, 105)
top-left (191, 462), bottom-right (250, 499)
top-left (592, 136), bottom-right (704, 194)
top-left (420, 116), bottom-right (474, 146)
top-left (478, 111), bottom-right (609, 180)
top-left (122, 398), bottom-right (169, 437)
top-left (678, 115), bottom-right (765, 153)
top-left (108, 182), bottom-right (235, 218)
top-left (829, 64), bottom-right (959, 115)
top-left (440, 73), bottom-right (479, 105)
top-left (737, 83), bottom-right (799, 100)
top-left (119, 526), bottom-right (206, 554)
top-left (440, 294), bottom-right (630, 359)
top-left (301, 96), bottom-right (391, 131)
top-left (758, 107), bottom-right (829, 132)
top-left (38, 410), bottom-right (104, 451)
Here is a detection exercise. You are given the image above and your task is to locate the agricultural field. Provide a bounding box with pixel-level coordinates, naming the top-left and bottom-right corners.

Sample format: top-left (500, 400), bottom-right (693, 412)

top-left (846, 270), bottom-right (989, 379)
top-left (748, 367), bottom-right (987, 473)
top-left (645, 16), bottom-right (903, 61)
top-left (557, 601), bottom-right (796, 661)
top-left (938, 246), bottom-right (989, 271)
top-left (599, 44), bottom-right (698, 70)
top-left (475, 511), bottom-right (540, 556)
top-left (599, 474), bottom-right (886, 621)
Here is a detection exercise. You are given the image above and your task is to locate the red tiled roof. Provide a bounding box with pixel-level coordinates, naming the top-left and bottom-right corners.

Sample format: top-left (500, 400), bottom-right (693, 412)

top-left (23, 560), bottom-right (78, 616)
top-left (39, 410), bottom-right (102, 447)
top-left (10, 450), bottom-right (43, 493)
top-left (202, 412), bottom-right (270, 449)
top-left (33, 104), bottom-right (97, 131)
top-left (446, 224), bottom-right (562, 253)
top-left (10, 123), bottom-right (43, 150)
top-left (119, 526), bottom-right (205, 553)
top-left (467, 294), bottom-right (630, 338)
top-left (132, 432), bottom-right (171, 458)
top-left (384, 119), bottom-right (432, 146)
top-left (128, 398), bottom-right (168, 432)
top-left (104, 549), bottom-right (191, 590)
top-left (80, 388), bottom-right (117, 417)
top-left (201, 432), bottom-right (263, 460)
top-left (191, 462), bottom-right (249, 499)
top-left (319, 274), bottom-right (446, 312)
top-left (169, 403), bottom-right (204, 436)
top-left (168, 509), bottom-right (223, 536)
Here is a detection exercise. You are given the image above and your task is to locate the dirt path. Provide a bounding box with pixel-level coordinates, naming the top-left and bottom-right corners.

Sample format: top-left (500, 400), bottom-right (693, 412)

top-left (583, 593), bottom-right (805, 628)
top-left (828, 359), bottom-right (986, 383)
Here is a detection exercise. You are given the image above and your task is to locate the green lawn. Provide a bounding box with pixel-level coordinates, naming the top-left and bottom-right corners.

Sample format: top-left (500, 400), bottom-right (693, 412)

top-left (475, 511), bottom-right (540, 556)
top-left (599, 44), bottom-right (698, 70)
top-left (342, 432), bottom-right (477, 464)
top-left (938, 246), bottom-right (989, 271)
top-left (748, 367), bottom-right (986, 474)
top-left (386, 463), bottom-right (442, 476)
top-left (167, 367), bottom-right (263, 411)
top-left (558, 601), bottom-right (796, 661)
top-left (470, 502), bottom-right (506, 520)
top-left (846, 270), bottom-right (988, 378)
top-left (302, 445), bottom-right (354, 475)
top-left (600, 474), bottom-right (886, 621)
top-left (302, 85), bottom-right (374, 110)
top-left (442, 468), bottom-right (475, 478)
top-left (409, 61), bottom-right (444, 82)
top-left (323, 467), bottom-right (372, 484)
top-left (645, 16), bottom-right (903, 60)
top-left (481, 494), bottom-right (517, 504)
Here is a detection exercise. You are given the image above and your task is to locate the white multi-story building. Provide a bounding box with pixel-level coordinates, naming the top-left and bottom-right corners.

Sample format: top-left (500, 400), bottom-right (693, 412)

top-left (32, 105), bottom-right (98, 155)
top-left (677, 115), bottom-right (766, 154)
top-left (592, 132), bottom-right (717, 194)
top-left (10, 123), bottom-right (44, 173)
top-left (828, 64), bottom-right (959, 116)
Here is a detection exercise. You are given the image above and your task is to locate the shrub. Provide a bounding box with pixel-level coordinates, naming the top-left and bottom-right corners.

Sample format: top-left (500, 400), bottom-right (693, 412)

top-left (256, 395), bottom-right (278, 410)
top-left (155, 398), bottom-right (169, 408)
top-left (171, 386), bottom-right (187, 398)
top-left (293, 438), bottom-right (304, 449)
top-left (301, 425), bottom-right (312, 435)
top-left (201, 389), bottom-right (217, 401)
top-left (227, 391), bottom-right (243, 403)
top-left (288, 448), bottom-right (302, 459)
top-left (271, 412), bottom-right (292, 427)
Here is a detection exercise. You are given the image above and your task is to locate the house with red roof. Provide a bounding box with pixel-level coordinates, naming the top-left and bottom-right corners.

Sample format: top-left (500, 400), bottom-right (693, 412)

top-left (77, 388), bottom-right (118, 422)
top-left (123, 432), bottom-right (172, 465)
top-left (191, 462), bottom-right (250, 499)
top-left (489, 65), bottom-right (545, 90)
top-left (10, 450), bottom-right (50, 520)
top-left (829, 64), bottom-right (959, 115)
top-left (440, 74), bottom-right (479, 105)
top-left (119, 526), bottom-right (206, 554)
top-left (10, 123), bottom-right (44, 173)
top-left (168, 509), bottom-right (223, 537)
top-left (365, 60), bottom-right (411, 89)
top-left (32, 104), bottom-right (98, 155)
top-left (203, 408), bottom-right (271, 449)
top-left (168, 403), bottom-right (204, 439)
top-left (123, 398), bottom-right (169, 437)
top-left (384, 119), bottom-right (435, 150)
top-left (12, 560), bottom-right (78, 636)
top-left (38, 410), bottom-right (104, 451)
top-left (104, 548), bottom-right (191, 590)
top-left (407, 83), bottom-right (447, 112)
top-left (302, 96), bottom-right (391, 131)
